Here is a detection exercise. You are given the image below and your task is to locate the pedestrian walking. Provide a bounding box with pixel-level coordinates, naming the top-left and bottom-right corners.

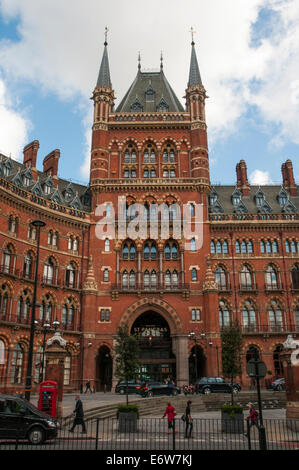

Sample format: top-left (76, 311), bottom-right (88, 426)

top-left (162, 402), bottom-right (177, 434)
top-left (85, 380), bottom-right (92, 393)
top-left (244, 402), bottom-right (259, 436)
top-left (184, 400), bottom-right (193, 438)
top-left (69, 395), bottom-right (87, 434)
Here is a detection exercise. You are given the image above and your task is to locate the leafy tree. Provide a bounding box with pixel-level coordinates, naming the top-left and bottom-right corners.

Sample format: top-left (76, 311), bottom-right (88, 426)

top-left (221, 320), bottom-right (243, 405)
top-left (114, 323), bottom-right (140, 405)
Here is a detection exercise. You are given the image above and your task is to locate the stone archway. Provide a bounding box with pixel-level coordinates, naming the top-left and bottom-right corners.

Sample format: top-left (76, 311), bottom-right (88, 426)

top-left (117, 298), bottom-right (188, 388)
top-left (189, 345), bottom-right (206, 384)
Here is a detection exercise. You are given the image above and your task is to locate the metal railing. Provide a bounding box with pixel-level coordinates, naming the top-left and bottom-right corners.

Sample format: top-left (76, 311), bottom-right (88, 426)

top-left (1, 417), bottom-right (298, 451)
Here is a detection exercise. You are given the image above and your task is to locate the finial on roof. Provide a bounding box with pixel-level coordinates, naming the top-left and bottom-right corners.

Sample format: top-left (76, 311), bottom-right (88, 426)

top-left (138, 51), bottom-right (141, 71)
top-left (160, 51), bottom-right (163, 71)
top-left (104, 26), bottom-right (109, 46)
top-left (190, 26), bottom-right (196, 45)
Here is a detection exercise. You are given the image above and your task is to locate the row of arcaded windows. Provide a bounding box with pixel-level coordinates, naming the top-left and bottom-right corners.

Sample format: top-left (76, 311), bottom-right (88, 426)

top-left (215, 264), bottom-right (299, 290)
top-left (1, 244), bottom-right (79, 288)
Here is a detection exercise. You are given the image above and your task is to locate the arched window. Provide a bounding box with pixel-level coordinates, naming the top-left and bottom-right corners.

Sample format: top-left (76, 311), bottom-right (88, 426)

top-left (190, 204), bottom-right (195, 217)
top-left (103, 268), bottom-right (109, 282)
top-left (172, 270), bottom-right (178, 286)
top-left (8, 215), bottom-right (17, 233)
top-left (11, 343), bottom-right (24, 384)
top-left (151, 270), bottom-right (157, 288)
top-left (0, 339), bottom-right (5, 365)
top-left (66, 262), bottom-right (76, 288)
top-left (43, 258), bottom-right (55, 284)
top-left (143, 270), bottom-right (150, 288)
top-left (17, 290), bottom-right (31, 323)
top-left (62, 297), bottom-right (75, 330)
top-left (223, 241), bottom-right (229, 254)
top-left (291, 265), bottom-right (299, 290)
top-left (219, 300), bottom-right (230, 328)
top-left (39, 294), bottom-right (53, 324)
top-left (240, 265), bottom-right (253, 290)
top-left (129, 270), bottom-right (136, 288)
top-left (122, 243), bottom-right (129, 260)
top-left (190, 238), bottom-right (196, 252)
top-left (242, 300), bottom-right (257, 332)
top-left (265, 265), bottom-right (279, 290)
top-left (164, 240), bottom-right (178, 260)
top-left (0, 284), bottom-right (9, 318)
top-left (144, 241), bottom-right (157, 260)
top-left (235, 240), bottom-right (241, 254)
top-left (23, 252), bottom-right (34, 279)
top-left (216, 266), bottom-right (228, 290)
top-left (165, 270), bottom-right (171, 288)
top-left (64, 353), bottom-right (72, 386)
top-left (268, 300), bottom-right (283, 332)
top-left (73, 237), bottom-right (79, 252)
top-left (122, 270), bottom-right (128, 288)
top-left (246, 345), bottom-right (260, 362)
top-left (191, 268), bottom-right (197, 281)
top-left (210, 241), bottom-right (216, 254)
top-left (104, 238), bottom-right (110, 252)
top-left (2, 244), bottom-right (14, 274)
top-left (260, 240), bottom-right (265, 254)
top-left (216, 241), bottom-right (222, 254)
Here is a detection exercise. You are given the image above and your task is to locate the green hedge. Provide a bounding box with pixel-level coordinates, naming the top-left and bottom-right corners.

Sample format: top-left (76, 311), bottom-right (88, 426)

top-left (117, 404), bottom-right (140, 418)
top-left (221, 404), bottom-right (243, 418)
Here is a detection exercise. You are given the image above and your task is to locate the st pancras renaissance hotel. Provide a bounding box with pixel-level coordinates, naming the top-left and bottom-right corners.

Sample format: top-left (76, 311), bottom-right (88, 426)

top-left (0, 33), bottom-right (298, 395)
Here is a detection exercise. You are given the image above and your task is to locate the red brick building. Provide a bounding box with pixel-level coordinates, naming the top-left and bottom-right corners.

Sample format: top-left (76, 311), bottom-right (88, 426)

top-left (0, 37), bottom-right (298, 394)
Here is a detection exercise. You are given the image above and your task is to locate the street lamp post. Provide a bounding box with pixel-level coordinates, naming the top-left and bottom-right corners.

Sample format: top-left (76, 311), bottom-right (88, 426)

top-left (40, 322), bottom-right (51, 382)
top-left (24, 219), bottom-right (46, 401)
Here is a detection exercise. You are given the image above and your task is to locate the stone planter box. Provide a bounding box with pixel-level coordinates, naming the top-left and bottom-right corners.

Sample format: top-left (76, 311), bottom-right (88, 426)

top-left (118, 411), bottom-right (138, 433)
top-left (221, 410), bottom-right (244, 434)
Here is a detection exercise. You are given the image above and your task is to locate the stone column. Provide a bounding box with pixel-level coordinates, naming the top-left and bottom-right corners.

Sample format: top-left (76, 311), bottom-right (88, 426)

top-left (45, 332), bottom-right (67, 419)
top-left (281, 335), bottom-right (299, 428)
top-left (172, 334), bottom-right (189, 388)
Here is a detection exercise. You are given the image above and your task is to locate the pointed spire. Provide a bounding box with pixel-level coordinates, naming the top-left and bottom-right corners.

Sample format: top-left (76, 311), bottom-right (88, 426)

top-left (160, 51), bottom-right (163, 71)
top-left (96, 27), bottom-right (112, 89)
top-left (188, 27), bottom-right (203, 88)
top-left (82, 256), bottom-right (98, 292)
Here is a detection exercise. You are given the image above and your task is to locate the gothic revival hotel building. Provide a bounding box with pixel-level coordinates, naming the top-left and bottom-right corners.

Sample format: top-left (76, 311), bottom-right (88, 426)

top-left (0, 37), bottom-right (298, 394)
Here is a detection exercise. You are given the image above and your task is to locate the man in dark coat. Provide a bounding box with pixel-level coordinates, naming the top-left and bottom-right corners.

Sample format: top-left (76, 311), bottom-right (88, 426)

top-left (69, 395), bottom-right (86, 433)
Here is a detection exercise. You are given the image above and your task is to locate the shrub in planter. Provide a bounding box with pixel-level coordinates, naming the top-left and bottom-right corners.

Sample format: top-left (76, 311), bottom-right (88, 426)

top-left (117, 405), bottom-right (139, 433)
top-left (221, 404), bottom-right (244, 434)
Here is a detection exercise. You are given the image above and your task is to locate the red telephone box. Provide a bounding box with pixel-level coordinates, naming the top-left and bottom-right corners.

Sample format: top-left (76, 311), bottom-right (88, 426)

top-left (38, 381), bottom-right (57, 418)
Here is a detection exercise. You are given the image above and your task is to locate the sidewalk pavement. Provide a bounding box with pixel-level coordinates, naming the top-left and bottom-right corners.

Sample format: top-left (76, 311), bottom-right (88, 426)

top-left (31, 392), bottom-right (287, 420)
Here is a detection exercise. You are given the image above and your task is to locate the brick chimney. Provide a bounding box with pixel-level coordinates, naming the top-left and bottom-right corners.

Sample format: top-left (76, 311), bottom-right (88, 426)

top-left (23, 140), bottom-right (39, 169)
top-left (282, 160), bottom-right (297, 196)
top-left (236, 160), bottom-right (250, 196)
top-left (43, 149), bottom-right (60, 187)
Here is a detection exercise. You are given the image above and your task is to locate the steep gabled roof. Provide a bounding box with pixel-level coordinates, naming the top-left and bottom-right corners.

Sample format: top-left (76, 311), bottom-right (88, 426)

top-left (116, 69), bottom-right (184, 113)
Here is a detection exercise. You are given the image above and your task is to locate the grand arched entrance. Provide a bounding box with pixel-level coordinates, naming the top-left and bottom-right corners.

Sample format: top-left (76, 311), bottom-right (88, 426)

top-left (131, 311), bottom-right (176, 382)
top-left (96, 345), bottom-right (112, 391)
top-left (188, 345), bottom-right (206, 384)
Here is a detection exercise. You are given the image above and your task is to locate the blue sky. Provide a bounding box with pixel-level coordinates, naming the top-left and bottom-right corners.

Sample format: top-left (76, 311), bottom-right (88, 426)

top-left (0, 0), bottom-right (298, 187)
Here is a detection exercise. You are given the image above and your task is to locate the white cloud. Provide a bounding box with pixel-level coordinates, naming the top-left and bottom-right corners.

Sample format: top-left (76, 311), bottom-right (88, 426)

top-left (0, 0), bottom-right (299, 178)
top-left (249, 169), bottom-right (274, 185)
top-left (0, 77), bottom-right (29, 159)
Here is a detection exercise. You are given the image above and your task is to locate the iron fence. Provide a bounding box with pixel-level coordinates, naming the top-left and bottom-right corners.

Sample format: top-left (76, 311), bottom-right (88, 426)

top-left (0, 417), bottom-right (298, 451)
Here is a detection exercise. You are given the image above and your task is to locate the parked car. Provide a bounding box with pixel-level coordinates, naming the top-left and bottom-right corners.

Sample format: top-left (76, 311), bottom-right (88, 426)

top-left (270, 377), bottom-right (285, 391)
top-left (115, 380), bottom-right (142, 394)
top-left (195, 377), bottom-right (241, 395)
top-left (137, 381), bottom-right (181, 398)
top-left (0, 394), bottom-right (59, 444)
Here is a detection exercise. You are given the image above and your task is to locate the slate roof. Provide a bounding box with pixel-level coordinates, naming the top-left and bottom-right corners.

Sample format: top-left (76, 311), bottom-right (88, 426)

top-left (0, 154), bottom-right (91, 212)
top-left (209, 185), bottom-right (298, 214)
top-left (188, 42), bottom-right (203, 88)
top-left (116, 69), bottom-right (185, 113)
top-left (96, 42), bottom-right (112, 89)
